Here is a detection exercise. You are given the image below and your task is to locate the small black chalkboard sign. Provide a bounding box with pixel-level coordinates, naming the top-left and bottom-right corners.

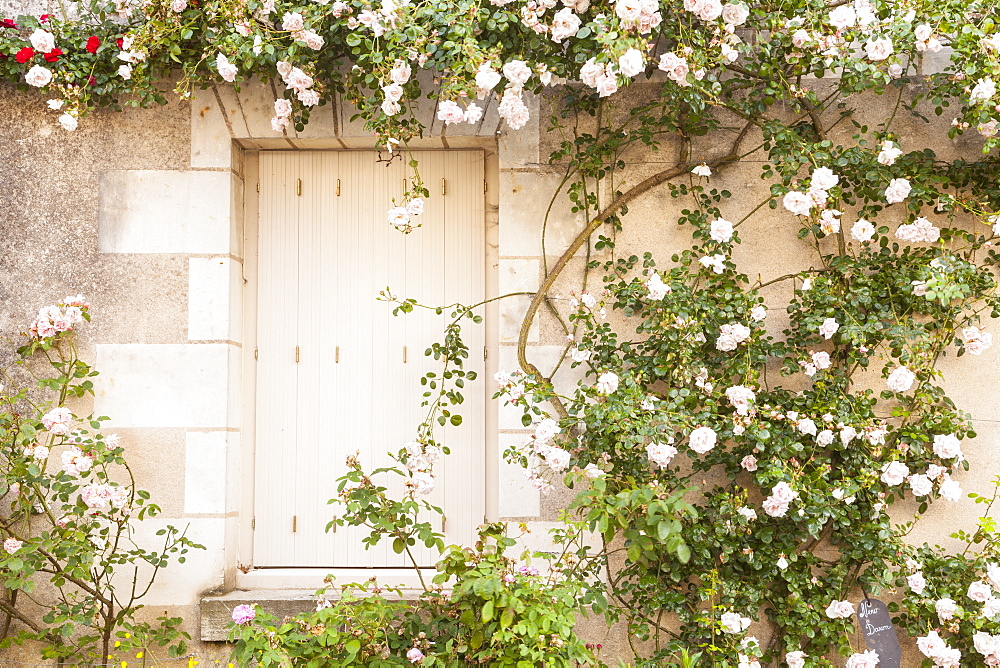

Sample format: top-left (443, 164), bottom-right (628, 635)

top-left (856, 598), bottom-right (902, 668)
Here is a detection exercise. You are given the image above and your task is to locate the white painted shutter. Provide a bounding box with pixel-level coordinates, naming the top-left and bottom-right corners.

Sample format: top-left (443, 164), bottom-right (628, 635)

top-left (254, 151), bottom-right (486, 567)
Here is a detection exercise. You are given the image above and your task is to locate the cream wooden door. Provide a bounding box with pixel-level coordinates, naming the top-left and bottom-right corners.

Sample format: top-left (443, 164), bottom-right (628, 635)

top-left (254, 151), bottom-right (486, 567)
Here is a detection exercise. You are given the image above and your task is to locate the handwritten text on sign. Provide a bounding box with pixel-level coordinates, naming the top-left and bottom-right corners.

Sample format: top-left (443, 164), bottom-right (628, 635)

top-left (856, 598), bottom-right (902, 668)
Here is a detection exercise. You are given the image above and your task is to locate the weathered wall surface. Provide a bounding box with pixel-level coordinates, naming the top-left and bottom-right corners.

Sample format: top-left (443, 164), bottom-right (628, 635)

top-left (0, 54), bottom-right (997, 666)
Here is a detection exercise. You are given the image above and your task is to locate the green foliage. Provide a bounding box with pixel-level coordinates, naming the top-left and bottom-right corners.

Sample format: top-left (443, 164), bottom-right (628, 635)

top-left (229, 523), bottom-right (594, 666)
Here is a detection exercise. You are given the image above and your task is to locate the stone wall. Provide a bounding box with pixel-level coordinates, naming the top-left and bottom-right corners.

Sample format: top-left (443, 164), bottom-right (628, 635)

top-left (0, 53), bottom-right (997, 665)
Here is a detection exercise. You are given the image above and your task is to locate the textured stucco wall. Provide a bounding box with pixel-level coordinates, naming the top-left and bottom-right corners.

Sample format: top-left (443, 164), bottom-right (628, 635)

top-left (0, 61), bottom-right (997, 666)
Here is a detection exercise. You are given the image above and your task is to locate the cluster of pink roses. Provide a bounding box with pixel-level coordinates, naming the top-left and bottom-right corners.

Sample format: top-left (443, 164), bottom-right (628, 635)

top-left (80, 482), bottom-right (128, 513)
top-left (29, 295), bottom-right (89, 339)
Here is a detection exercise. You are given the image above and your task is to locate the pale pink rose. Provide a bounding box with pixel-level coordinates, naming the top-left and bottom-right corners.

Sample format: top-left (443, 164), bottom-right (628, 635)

top-left (970, 78), bottom-right (997, 103)
top-left (983, 596), bottom-right (1000, 618)
top-left (933, 434), bottom-right (963, 459)
top-left (969, 581), bottom-right (993, 602)
top-left (845, 651), bottom-right (879, 668)
top-left (865, 37), bottom-right (893, 61)
top-left (216, 53), bottom-right (238, 82)
top-left (762, 497), bottom-right (789, 517)
top-left (783, 191), bottom-right (812, 216)
top-left (497, 87), bottom-right (530, 129)
top-left (741, 455), bottom-right (758, 471)
top-left (29, 28), bottom-right (55, 53)
top-left (596, 73), bottom-right (618, 97)
top-left (502, 60), bottom-right (532, 85)
top-left (3, 538), bottom-right (22, 555)
top-left (961, 326), bottom-right (992, 355)
top-left (405, 198), bottom-right (424, 216)
top-left (406, 647), bottom-right (424, 663)
top-left (658, 52), bottom-right (690, 84)
top-left (25, 65), bottom-right (53, 88)
top-left (688, 426), bottom-right (717, 454)
top-left (550, 7), bottom-right (581, 42)
top-left (544, 446), bottom-right (571, 472)
top-left (61, 447), bottom-right (93, 477)
top-left (283, 67), bottom-right (313, 91)
top-left (818, 318), bottom-right (839, 340)
top-left (825, 599), bottom-right (854, 619)
top-left (618, 48), bottom-right (645, 77)
top-left (719, 611), bottom-right (751, 633)
top-left (646, 441), bottom-right (678, 468)
top-left (851, 219), bottom-right (876, 242)
top-left (908, 571), bottom-right (927, 594)
top-left (878, 141), bottom-right (903, 165)
top-left (884, 178), bottom-right (912, 204)
top-left (936, 597), bottom-right (959, 621)
top-left (579, 58), bottom-right (605, 87)
top-left (274, 98), bottom-right (293, 118)
top-left (81, 483), bottom-right (116, 511)
top-left (917, 630), bottom-right (947, 658)
top-left (271, 115), bottom-right (290, 132)
top-left (810, 167), bottom-right (839, 191)
top-left (596, 372), bottom-right (619, 394)
top-left (791, 29), bottom-right (810, 48)
top-left (828, 5), bottom-right (855, 29)
top-left (42, 407), bottom-right (74, 434)
top-left (381, 99), bottom-right (401, 116)
top-left (721, 3), bottom-right (748, 25)
top-left (710, 218), bottom-right (734, 243)
top-left (886, 366), bottom-right (915, 392)
top-left (437, 99), bottom-right (465, 124)
top-left (615, 0), bottom-right (641, 21)
top-left (908, 473), bottom-right (933, 497)
top-left (980, 120), bottom-right (999, 138)
top-left (296, 88), bottom-right (320, 107)
top-left (785, 651), bottom-right (807, 668)
top-left (281, 11), bottom-right (305, 31)
top-left (295, 29), bottom-right (325, 50)
top-left (880, 461), bottom-right (909, 486)
top-left (476, 63), bottom-right (502, 90)
top-left (390, 60), bottom-right (411, 85)
top-left (725, 385), bottom-right (755, 415)
top-left (170, 0), bottom-right (187, 10)
top-left (697, 0), bottom-right (723, 21)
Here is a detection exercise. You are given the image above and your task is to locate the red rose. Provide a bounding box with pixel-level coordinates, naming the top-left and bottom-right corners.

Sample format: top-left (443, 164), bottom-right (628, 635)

top-left (86, 36), bottom-right (100, 54)
top-left (86, 75), bottom-right (96, 86)
top-left (14, 46), bottom-right (34, 63)
top-left (1, 19), bottom-right (17, 29)
top-left (116, 37), bottom-right (123, 49)
top-left (39, 13), bottom-right (53, 23)
top-left (43, 47), bottom-right (63, 62)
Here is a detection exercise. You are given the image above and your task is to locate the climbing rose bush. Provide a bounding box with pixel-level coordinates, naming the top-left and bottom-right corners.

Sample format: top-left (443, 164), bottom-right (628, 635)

top-left (0, 298), bottom-right (201, 663)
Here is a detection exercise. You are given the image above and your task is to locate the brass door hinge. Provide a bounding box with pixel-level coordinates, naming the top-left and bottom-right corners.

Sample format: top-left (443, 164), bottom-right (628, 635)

top-left (484, 345), bottom-right (488, 361)
top-left (254, 347), bottom-right (258, 360)
top-left (441, 178), bottom-right (447, 196)
top-left (336, 178), bottom-right (341, 196)
top-left (293, 516), bottom-right (298, 532)
top-left (295, 345), bottom-right (300, 363)
top-left (251, 517), bottom-right (255, 530)
top-left (296, 178), bottom-right (302, 196)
